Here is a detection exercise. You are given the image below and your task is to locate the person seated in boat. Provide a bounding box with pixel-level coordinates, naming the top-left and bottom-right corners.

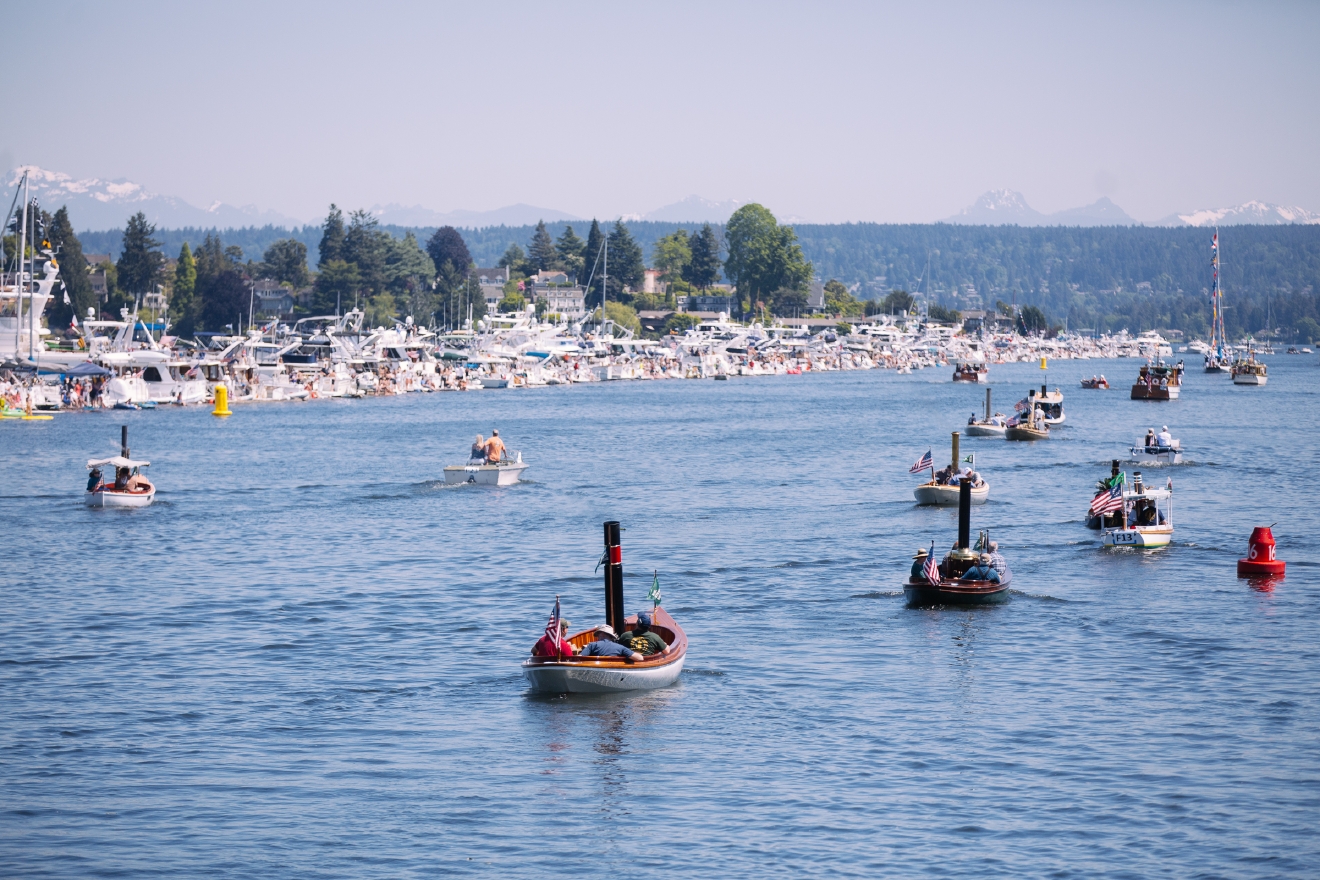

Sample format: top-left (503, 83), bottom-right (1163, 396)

top-left (1135, 501), bottom-right (1157, 526)
top-left (484, 429), bottom-right (506, 464)
top-left (532, 619), bottom-right (575, 659)
top-left (987, 541), bottom-right (1007, 577)
top-left (617, 611), bottom-right (668, 656)
top-left (1156, 426), bottom-right (1173, 448)
top-left (469, 434), bottom-right (485, 463)
top-left (961, 554), bottom-right (1001, 583)
top-left (114, 466), bottom-right (130, 490)
top-left (910, 547), bottom-right (930, 579)
top-left (1143, 428), bottom-right (1157, 451)
top-left (87, 467), bottom-right (103, 492)
top-left (577, 624), bottom-right (643, 663)
top-left (968, 412), bottom-right (977, 426)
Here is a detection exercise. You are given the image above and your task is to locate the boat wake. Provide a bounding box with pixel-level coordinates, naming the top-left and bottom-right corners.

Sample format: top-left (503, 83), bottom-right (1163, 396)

top-left (851, 590), bottom-right (903, 599)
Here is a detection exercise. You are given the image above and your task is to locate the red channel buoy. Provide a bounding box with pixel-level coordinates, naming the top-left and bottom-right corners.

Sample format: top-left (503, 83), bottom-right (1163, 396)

top-left (1238, 526), bottom-right (1286, 577)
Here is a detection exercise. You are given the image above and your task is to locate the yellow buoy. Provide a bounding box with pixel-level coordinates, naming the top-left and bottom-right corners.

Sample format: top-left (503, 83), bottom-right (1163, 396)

top-left (1040, 356), bottom-right (1048, 369)
top-left (212, 384), bottom-right (232, 417)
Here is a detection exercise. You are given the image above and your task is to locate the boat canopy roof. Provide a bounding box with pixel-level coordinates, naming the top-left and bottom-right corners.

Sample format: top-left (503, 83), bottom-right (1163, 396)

top-left (1123, 487), bottom-right (1170, 501)
top-left (87, 456), bottom-right (149, 469)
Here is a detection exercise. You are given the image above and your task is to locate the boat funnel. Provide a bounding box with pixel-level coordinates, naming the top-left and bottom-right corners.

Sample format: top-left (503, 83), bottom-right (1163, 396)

top-left (951, 431), bottom-right (960, 471)
top-left (1133, 472), bottom-right (1143, 494)
top-left (603, 521), bottom-right (625, 634)
top-left (958, 479), bottom-right (972, 550)
top-left (1111, 459), bottom-right (1120, 479)
top-left (985, 388), bottom-right (991, 420)
top-left (121, 425), bottom-right (129, 458)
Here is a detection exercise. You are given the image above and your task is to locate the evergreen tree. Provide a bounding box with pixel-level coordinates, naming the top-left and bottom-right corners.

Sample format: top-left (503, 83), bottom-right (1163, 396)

top-left (724, 204), bottom-right (811, 313)
top-left (193, 233), bottom-right (242, 331)
top-left (116, 211), bottom-right (165, 299)
top-left (527, 220), bottom-right (557, 273)
top-left (319, 204), bottom-right (345, 265)
top-left (606, 220), bottom-right (645, 301)
top-left (652, 229), bottom-right (691, 281)
top-left (497, 243), bottom-right (527, 271)
top-left (261, 239), bottom-right (309, 287)
top-left (684, 224), bottom-right (723, 290)
top-left (425, 226), bottom-right (471, 275)
top-left (384, 231), bottom-right (436, 320)
top-left (201, 270), bottom-right (249, 332)
top-left (172, 242), bottom-right (197, 335)
top-left (313, 260), bottom-right (360, 315)
top-left (555, 225), bottom-right (586, 279)
top-left (344, 209), bottom-right (387, 297)
top-left (45, 207), bottom-right (92, 328)
top-left (581, 220), bottom-right (605, 300)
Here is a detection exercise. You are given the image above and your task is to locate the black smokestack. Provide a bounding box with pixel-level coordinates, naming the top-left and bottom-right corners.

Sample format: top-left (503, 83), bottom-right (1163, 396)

top-left (603, 521), bottom-right (625, 634)
top-left (121, 425), bottom-right (129, 458)
top-left (958, 479), bottom-right (972, 549)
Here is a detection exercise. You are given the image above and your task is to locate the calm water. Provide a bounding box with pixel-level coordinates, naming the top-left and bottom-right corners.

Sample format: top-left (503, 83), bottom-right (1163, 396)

top-left (3, 356), bottom-right (1319, 878)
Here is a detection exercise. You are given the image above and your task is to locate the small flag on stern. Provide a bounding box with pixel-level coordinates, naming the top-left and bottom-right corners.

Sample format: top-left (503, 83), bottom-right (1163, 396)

top-left (923, 542), bottom-right (941, 587)
top-left (544, 596), bottom-right (561, 643)
top-left (909, 450), bottom-right (933, 473)
top-left (648, 570), bottom-right (662, 608)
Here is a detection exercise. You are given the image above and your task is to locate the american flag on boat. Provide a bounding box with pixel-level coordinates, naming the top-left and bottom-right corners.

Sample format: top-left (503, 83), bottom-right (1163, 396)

top-left (1089, 483), bottom-right (1124, 516)
top-left (1014, 398), bottom-right (1030, 412)
top-left (544, 596), bottom-right (561, 643)
top-left (909, 450), bottom-right (933, 473)
top-left (922, 542), bottom-right (941, 586)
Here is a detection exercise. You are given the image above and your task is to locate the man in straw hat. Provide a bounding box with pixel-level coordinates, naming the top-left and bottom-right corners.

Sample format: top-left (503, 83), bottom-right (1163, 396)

top-left (578, 623), bottom-right (643, 663)
top-left (910, 547), bottom-right (930, 579)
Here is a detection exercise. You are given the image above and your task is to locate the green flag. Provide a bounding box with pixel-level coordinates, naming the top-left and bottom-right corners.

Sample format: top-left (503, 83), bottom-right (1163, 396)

top-left (963, 453), bottom-right (975, 466)
top-left (648, 570), bottom-right (661, 608)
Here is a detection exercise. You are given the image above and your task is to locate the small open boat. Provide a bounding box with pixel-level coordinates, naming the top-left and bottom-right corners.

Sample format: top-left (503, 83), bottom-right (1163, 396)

top-left (443, 451), bottom-right (528, 485)
top-left (952, 357), bottom-right (988, 383)
top-left (1131, 360), bottom-right (1184, 400)
top-left (905, 480), bottom-right (1011, 606)
top-left (1005, 405), bottom-right (1049, 441)
top-left (523, 522), bottom-right (686, 693)
top-left (1101, 471), bottom-right (1174, 548)
top-left (966, 387), bottom-right (1008, 437)
top-left (86, 426), bottom-right (155, 508)
top-left (1128, 430), bottom-right (1182, 465)
top-left (1080, 375), bottom-right (1109, 389)
top-left (913, 431), bottom-right (988, 506)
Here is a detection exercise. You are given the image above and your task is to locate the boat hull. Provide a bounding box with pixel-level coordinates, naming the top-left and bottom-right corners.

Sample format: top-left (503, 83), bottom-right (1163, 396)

top-left (1101, 526), bottom-right (1172, 548)
top-left (86, 487), bottom-right (156, 508)
top-left (1128, 447), bottom-right (1182, 465)
top-left (1005, 426), bottom-right (1049, 441)
top-left (522, 654), bottom-right (685, 693)
top-left (965, 423), bottom-right (1006, 437)
top-left (914, 482), bottom-right (989, 506)
top-left (904, 573), bottom-right (1011, 606)
top-left (1131, 384), bottom-right (1180, 400)
top-left (1232, 373), bottom-right (1266, 385)
top-left (443, 463), bottom-right (528, 485)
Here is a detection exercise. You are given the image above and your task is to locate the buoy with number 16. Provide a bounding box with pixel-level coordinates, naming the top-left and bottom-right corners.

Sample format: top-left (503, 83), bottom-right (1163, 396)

top-left (1237, 526), bottom-right (1285, 577)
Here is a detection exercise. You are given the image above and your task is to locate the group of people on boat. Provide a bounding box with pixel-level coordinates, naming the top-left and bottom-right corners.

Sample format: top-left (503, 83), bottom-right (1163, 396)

top-left (968, 412), bottom-right (1006, 428)
top-left (468, 429), bottom-right (506, 464)
top-left (1142, 426), bottom-right (1174, 452)
top-left (532, 611), bottom-right (669, 663)
top-left (86, 464), bottom-right (149, 494)
top-left (932, 463), bottom-right (983, 487)
top-left (911, 542), bottom-right (1006, 583)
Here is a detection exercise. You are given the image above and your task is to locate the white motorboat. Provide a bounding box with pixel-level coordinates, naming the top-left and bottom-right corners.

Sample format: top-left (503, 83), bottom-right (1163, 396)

top-left (1101, 472), bottom-right (1173, 548)
top-left (1231, 354), bottom-right (1267, 385)
top-left (1128, 431), bottom-right (1183, 465)
top-left (1026, 384), bottom-right (1065, 425)
top-left (85, 427), bottom-right (155, 508)
top-left (443, 451), bottom-right (528, 486)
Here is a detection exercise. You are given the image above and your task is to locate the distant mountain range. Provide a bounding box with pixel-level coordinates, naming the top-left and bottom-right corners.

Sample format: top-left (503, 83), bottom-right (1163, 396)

top-left (367, 203), bottom-right (584, 227)
top-left (946, 189), bottom-right (1320, 227)
top-left (624, 195), bottom-right (747, 223)
top-left (5, 166), bottom-right (304, 231)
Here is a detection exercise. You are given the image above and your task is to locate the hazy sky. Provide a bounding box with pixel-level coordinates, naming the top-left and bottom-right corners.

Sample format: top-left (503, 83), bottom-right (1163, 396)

top-left (3, 0), bottom-right (1317, 224)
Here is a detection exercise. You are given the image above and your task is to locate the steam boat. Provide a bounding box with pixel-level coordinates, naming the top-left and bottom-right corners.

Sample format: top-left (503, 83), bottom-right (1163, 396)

top-left (85, 426), bottom-right (156, 508)
top-left (523, 522), bottom-right (687, 693)
top-left (1130, 360), bottom-right (1184, 401)
top-left (913, 431), bottom-right (989, 506)
top-left (905, 479), bottom-right (1012, 606)
top-left (1100, 471), bottom-right (1174, 549)
top-left (1231, 353), bottom-right (1267, 385)
top-left (965, 387), bottom-right (1008, 437)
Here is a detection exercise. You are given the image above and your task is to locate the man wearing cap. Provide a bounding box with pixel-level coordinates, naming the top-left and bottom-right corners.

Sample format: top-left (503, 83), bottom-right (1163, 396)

top-left (1156, 426), bottom-right (1173, 448)
top-left (910, 548), bottom-right (930, 579)
top-left (578, 624), bottom-right (643, 662)
top-left (532, 619), bottom-right (575, 658)
top-left (962, 553), bottom-right (1001, 582)
top-left (617, 611), bottom-right (668, 656)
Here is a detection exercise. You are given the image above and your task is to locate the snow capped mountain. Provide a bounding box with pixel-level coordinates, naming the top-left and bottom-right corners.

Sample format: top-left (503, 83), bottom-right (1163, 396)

top-left (945, 191), bottom-right (1138, 226)
top-left (368, 203), bottom-right (583, 228)
top-left (1154, 200), bottom-right (1320, 227)
top-left (627, 195), bottom-right (747, 223)
top-left (5, 166), bottom-right (303, 231)
top-left (946, 189), bottom-right (1045, 224)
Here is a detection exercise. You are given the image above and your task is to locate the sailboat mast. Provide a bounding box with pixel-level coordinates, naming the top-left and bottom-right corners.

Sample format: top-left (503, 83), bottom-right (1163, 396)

top-left (602, 236), bottom-right (608, 328)
top-left (27, 172), bottom-right (35, 360)
top-left (17, 172), bottom-right (28, 357)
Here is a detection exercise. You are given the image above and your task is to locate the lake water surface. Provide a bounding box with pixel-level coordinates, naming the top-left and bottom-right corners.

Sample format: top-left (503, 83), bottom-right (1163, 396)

top-left (3, 356), bottom-right (1319, 878)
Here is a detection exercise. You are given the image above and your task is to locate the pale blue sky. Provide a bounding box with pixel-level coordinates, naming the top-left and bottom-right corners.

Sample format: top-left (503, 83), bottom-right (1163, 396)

top-left (2, 0), bottom-right (1317, 223)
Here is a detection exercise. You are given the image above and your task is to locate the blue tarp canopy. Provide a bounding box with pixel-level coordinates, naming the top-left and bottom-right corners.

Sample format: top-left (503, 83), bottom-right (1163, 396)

top-left (63, 361), bottom-right (112, 377)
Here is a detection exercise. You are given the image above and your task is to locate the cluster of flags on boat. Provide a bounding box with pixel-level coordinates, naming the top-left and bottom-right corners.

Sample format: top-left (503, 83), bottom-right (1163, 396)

top-left (1089, 472), bottom-right (1125, 516)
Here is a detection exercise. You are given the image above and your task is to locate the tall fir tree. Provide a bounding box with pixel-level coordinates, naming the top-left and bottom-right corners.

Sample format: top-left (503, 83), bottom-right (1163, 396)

top-left (555, 225), bottom-right (585, 279)
top-left (45, 207), bottom-right (92, 328)
top-left (318, 204), bottom-right (345, 265)
top-left (116, 211), bottom-right (165, 300)
top-left (684, 224), bottom-right (723, 290)
top-left (261, 239), bottom-right (309, 287)
top-left (605, 220), bottom-right (645, 301)
top-left (344, 209), bottom-right (387, 297)
top-left (425, 226), bottom-right (471, 275)
top-left (581, 220), bottom-right (604, 299)
top-left (172, 242), bottom-right (197, 335)
top-left (527, 220), bottom-right (557, 273)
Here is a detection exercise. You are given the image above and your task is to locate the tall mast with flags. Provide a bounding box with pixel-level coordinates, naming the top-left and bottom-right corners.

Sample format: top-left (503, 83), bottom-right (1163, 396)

top-left (1210, 228), bottom-right (1225, 364)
